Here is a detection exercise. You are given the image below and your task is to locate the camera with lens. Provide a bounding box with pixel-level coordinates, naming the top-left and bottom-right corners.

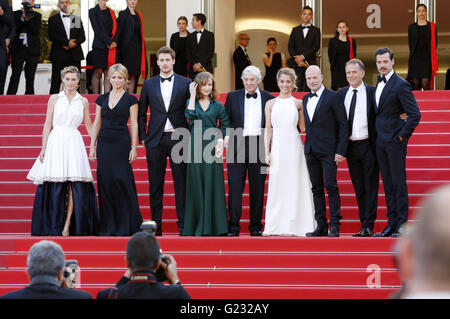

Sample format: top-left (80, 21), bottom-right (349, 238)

top-left (140, 221), bottom-right (168, 282)
top-left (22, 2), bottom-right (40, 19)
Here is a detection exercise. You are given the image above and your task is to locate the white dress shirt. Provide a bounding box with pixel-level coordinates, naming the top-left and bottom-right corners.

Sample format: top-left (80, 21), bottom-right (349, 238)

top-left (160, 73), bottom-right (175, 132)
top-left (345, 82), bottom-right (369, 141)
top-left (60, 11), bottom-right (71, 40)
top-left (196, 28), bottom-right (204, 44)
top-left (302, 24), bottom-right (312, 38)
top-left (306, 85), bottom-right (325, 122)
top-left (243, 89), bottom-right (262, 136)
top-left (375, 69), bottom-right (394, 107)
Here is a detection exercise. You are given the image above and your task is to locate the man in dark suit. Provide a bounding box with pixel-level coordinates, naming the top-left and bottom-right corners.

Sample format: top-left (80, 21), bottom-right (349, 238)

top-left (97, 232), bottom-right (190, 299)
top-left (6, 0), bottom-right (41, 95)
top-left (224, 66), bottom-right (275, 236)
top-left (373, 48), bottom-right (421, 237)
top-left (48, 0), bottom-right (85, 94)
top-left (233, 33), bottom-right (251, 90)
top-left (303, 65), bottom-right (348, 237)
top-left (0, 0), bottom-right (14, 95)
top-left (288, 6), bottom-right (321, 92)
top-left (0, 240), bottom-right (92, 299)
top-left (186, 13), bottom-right (214, 79)
top-left (337, 59), bottom-right (379, 237)
top-left (138, 46), bottom-right (191, 236)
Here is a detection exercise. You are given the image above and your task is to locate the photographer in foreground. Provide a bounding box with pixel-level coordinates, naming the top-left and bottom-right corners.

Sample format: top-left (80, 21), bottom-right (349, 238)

top-left (97, 232), bottom-right (191, 299)
top-left (0, 240), bottom-right (92, 299)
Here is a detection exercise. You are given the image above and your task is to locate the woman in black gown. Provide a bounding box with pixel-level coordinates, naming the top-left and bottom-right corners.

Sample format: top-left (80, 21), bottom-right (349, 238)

top-left (89, 0), bottom-right (118, 94)
top-left (328, 20), bottom-right (357, 91)
top-left (408, 4), bottom-right (438, 90)
top-left (90, 63), bottom-right (142, 236)
top-left (170, 16), bottom-right (190, 77)
top-left (262, 37), bottom-right (286, 92)
top-left (117, 0), bottom-right (147, 94)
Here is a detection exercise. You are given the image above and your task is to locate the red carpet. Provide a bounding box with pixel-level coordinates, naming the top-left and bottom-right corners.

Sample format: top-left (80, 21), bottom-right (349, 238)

top-left (0, 90), bottom-right (448, 298)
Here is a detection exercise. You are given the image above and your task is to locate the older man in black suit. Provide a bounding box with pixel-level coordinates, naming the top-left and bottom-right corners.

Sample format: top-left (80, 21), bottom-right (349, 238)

top-left (138, 47), bottom-right (191, 236)
top-left (373, 48), bottom-right (421, 237)
top-left (0, 0), bottom-right (14, 95)
top-left (288, 6), bottom-right (321, 92)
top-left (1, 240), bottom-right (92, 299)
top-left (48, 0), bottom-right (85, 94)
top-left (303, 65), bottom-right (349, 237)
top-left (186, 13), bottom-right (214, 79)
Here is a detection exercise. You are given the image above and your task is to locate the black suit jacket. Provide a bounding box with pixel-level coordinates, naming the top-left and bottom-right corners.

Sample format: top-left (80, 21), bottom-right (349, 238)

top-left (10, 10), bottom-right (41, 56)
top-left (89, 5), bottom-right (117, 50)
top-left (374, 72), bottom-right (421, 146)
top-left (337, 84), bottom-right (376, 150)
top-left (138, 74), bottom-right (191, 147)
top-left (97, 274), bottom-right (190, 299)
top-left (328, 36), bottom-right (357, 70)
top-left (186, 29), bottom-right (214, 73)
top-left (224, 89), bottom-right (275, 153)
top-left (117, 8), bottom-right (143, 52)
top-left (1, 281), bottom-right (92, 299)
top-left (48, 12), bottom-right (85, 62)
top-left (288, 25), bottom-right (321, 66)
top-left (232, 46), bottom-right (251, 89)
top-left (303, 87), bottom-right (349, 156)
top-left (0, 0), bottom-right (14, 67)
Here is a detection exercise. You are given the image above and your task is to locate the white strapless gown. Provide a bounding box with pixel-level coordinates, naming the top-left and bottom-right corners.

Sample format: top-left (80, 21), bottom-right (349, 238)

top-left (263, 97), bottom-right (316, 236)
top-left (27, 91), bottom-right (93, 185)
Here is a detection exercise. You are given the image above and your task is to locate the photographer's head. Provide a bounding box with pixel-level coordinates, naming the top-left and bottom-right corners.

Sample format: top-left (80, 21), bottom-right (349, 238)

top-left (27, 240), bottom-right (65, 282)
top-left (126, 232), bottom-right (161, 272)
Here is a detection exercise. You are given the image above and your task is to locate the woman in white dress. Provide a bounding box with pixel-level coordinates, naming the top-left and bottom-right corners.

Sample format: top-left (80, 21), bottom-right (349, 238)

top-left (263, 68), bottom-right (315, 236)
top-left (27, 66), bottom-right (99, 236)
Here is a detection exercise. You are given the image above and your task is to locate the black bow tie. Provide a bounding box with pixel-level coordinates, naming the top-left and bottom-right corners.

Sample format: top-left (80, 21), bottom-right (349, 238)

top-left (377, 75), bottom-right (387, 83)
top-left (310, 92), bottom-right (318, 97)
top-left (195, 30), bottom-right (203, 34)
top-left (160, 75), bottom-right (173, 83)
top-left (301, 25), bottom-right (311, 29)
top-left (246, 92), bottom-right (258, 99)
top-left (63, 14), bottom-right (71, 18)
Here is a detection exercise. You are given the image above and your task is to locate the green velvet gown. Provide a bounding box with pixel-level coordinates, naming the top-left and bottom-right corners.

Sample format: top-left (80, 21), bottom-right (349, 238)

top-left (183, 98), bottom-right (230, 236)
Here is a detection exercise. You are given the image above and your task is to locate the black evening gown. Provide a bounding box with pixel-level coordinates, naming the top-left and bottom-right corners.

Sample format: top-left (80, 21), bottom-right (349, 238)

top-left (263, 52), bottom-right (282, 92)
top-left (96, 92), bottom-right (143, 236)
top-left (331, 39), bottom-right (349, 90)
top-left (171, 34), bottom-right (189, 77)
top-left (119, 14), bottom-right (142, 76)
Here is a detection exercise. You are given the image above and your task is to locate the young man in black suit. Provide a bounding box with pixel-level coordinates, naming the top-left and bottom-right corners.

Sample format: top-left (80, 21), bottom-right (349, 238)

top-left (186, 13), bottom-right (214, 79)
top-left (6, 0), bottom-right (41, 95)
top-left (97, 232), bottom-right (190, 299)
top-left (0, 0), bottom-right (14, 95)
top-left (48, 0), bottom-right (85, 94)
top-left (337, 59), bottom-right (379, 237)
top-left (224, 66), bottom-right (275, 236)
top-left (303, 65), bottom-right (348, 237)
top-left (138, 47), bottom-right (191, 236)
top-left (373, 48), bottom-right (421, 237)
top-left (288, 6), bottom-right (321, 92)
top-left (232, 33), bottom-right (251, 90)
top-left (0, 240), bottom-right (92, 299)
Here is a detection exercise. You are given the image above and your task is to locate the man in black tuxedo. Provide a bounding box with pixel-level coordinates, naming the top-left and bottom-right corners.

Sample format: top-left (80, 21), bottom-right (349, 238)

top-left (186, 13), bottom-right (214, 79)
top-left (6, 0), bottom-right (41, 95)
top-left (97, 232), bottom-right (190, 299)
top-left (138, 47), bottom-right (191, 236)
top-left (224, 66), bottom-right (275, 236)
top-left (48, 0), bottom-right (85, 94)
top-left (288, 6), bottom-right (321, 92)
top-left (233, 33), bottom-right (251, 90)
top-left (373, 48), bottom-right (421, 237)
top-left (337, 59), bottom-right (379, 237)
top-left (0, 0), bottom-right (14, 95)
top-left (303, 65), bottom-right (348, 237)
top-left (0, 240), bottom-right (92, 299)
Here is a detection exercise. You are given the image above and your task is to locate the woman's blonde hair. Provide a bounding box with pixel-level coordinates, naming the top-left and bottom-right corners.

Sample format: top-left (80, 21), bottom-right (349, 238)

top-left (60, 66), bottom-right (80, 91)
top-left (276, 68), bottom-right (298, 92)
top-left (194, 72), bottom-right (219, 101)
top-left (108, 63), bottom-right (130, 88)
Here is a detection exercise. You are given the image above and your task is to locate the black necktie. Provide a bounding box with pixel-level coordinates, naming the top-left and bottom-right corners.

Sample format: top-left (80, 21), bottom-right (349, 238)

top-left (160, 75), bottom-right (173, 83)
top-left (246, 92), bottom-right (257, 99)
top-left (377, 75), bottom-right (387, 83)
top-left (310, 92), bottom-right (318, 98)
top-left (348, 89), bottom-right (357, 137)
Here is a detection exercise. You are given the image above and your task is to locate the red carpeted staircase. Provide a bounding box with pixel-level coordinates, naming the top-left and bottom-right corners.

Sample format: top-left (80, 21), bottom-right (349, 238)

top-left (0, 90), bottom-right (449, 298)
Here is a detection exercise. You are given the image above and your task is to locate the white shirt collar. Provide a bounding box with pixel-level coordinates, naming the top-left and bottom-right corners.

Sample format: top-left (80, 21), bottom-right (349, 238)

top-left (350, 82), bottom-right (365, 92)
top-left (302, 23), bottom-right (312, 27)
top-left (312, 85), bottom-right (325, 97)
top-left (60, 11), bottom-right (71, 18)
top-left (384, 70), bottom-right (394, 82)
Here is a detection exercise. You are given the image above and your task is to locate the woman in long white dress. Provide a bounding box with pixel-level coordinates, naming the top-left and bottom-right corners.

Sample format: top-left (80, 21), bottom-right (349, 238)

top-left (27, 66), bottom-right (99, 236)
top-left (263, 68), bottom-right (315, 236)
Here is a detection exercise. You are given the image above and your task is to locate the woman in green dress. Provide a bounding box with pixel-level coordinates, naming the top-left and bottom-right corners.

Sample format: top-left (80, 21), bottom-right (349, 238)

top-left (183, 72), bottom-right (230, 236)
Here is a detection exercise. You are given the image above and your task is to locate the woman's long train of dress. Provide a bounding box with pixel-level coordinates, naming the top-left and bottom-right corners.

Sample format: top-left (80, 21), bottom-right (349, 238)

top-left (263, 97), bottom-right (316, 236)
